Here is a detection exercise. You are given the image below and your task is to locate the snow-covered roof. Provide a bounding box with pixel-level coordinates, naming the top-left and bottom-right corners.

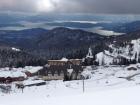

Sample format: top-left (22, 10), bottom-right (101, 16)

top-left (48, 57), bottom-right (68, 62)
top-left (23, 66), bottom-right (43, 74)
top-left (0, 70), bottom-right (26, 78)
top-left (12, 47), bottom-right (21, 52)
top-left (60, 57), bottom-right (68, 61)
top-left (0, 66), bottom-right (43, 78)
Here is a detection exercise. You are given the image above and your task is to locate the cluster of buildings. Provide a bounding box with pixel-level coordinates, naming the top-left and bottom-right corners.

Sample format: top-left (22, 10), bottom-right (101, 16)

top-left (0, 48), bottom-right (95, 83)
top-left (39, 48), bottom-right (95, 81)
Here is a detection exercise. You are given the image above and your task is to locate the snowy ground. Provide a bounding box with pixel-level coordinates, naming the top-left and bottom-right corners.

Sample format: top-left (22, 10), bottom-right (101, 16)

top-left (1, 64), bottom-right (140, 105)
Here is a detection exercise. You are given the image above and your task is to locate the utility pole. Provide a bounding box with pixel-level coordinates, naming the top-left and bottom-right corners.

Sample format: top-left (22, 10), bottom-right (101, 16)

top-left (82, 77), bottom-right (85, 93)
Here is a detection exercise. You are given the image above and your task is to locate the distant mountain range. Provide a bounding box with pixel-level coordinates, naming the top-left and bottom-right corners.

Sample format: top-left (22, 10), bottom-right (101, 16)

top-left (0, 13), bottom-right (140, 34)
top-left (0, 27), bottom-right (106, 59)
top-left (1, 20), bottom-right (140, 36)
top-left (0, 13), bottom-right (140, 67)
top-left (43, 20), bottom-right (140, 34)
top-left (0, 25), bottom-right (140, 67)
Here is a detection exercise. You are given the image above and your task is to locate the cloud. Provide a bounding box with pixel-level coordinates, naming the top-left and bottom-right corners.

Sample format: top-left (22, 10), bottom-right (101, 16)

top-left (0, 0), bottom-right (37, 12)
top-left (0, 0), bottom-right (140, 14)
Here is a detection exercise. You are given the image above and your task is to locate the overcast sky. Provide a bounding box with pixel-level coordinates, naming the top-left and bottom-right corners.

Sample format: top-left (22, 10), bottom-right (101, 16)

top-left (0, 0), bottom-right (140, 14)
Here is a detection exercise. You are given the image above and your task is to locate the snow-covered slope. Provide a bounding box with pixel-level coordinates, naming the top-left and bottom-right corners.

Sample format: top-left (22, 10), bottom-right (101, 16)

top-left (96, 38), bottom-right (140, 65)
top-left (47, 86), bottom-right (140, 105)
top-left (1, 65), bottom-right (140, 105)
top-left (1, 85), bottom-right (140, 105)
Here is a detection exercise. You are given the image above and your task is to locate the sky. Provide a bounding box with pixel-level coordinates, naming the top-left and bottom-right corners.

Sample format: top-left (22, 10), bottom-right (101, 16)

top-left (0, 0), bottom-right (139, 14)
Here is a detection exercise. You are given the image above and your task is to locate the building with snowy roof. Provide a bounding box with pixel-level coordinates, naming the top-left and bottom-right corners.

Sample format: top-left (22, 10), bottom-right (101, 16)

top-left (47, 57), bottom-right (82, 66)
top-left (39, 58), bottom-right (83, 81)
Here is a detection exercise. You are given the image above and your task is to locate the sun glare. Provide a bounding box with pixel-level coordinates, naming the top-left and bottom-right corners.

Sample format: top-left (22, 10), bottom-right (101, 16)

top-left (37, 0), bottom-right (55, 12)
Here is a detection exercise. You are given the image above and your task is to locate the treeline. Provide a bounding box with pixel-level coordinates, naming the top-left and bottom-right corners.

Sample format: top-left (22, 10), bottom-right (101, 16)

top-left (30, 41), bottom-right (108, 61)
top-left (0, 47), bottom-right (47, 68)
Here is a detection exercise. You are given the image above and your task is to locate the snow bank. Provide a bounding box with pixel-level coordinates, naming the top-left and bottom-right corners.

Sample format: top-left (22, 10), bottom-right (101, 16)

top-left (23, 80), bottom-right (45, 86)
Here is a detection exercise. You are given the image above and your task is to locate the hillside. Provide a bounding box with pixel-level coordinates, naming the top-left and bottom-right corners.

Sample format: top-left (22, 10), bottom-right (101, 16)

top-left (1, 27), bottom-right (140, 67)
top-left (0, 46), bottom-right (47, 67)
top-left (30, 27), bottom-right (140, 59)
top-left (1, 65), bottom-right (140, 105)
top-left (96, 37), bottom-right (140, 65)
top-left (0, 27), bottom-right (108, 60)
top-left (33, 27), bottom-right (107, 59)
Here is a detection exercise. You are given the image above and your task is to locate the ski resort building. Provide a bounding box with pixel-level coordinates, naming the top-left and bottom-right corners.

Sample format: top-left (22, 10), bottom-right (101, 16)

top-left (39, 58), bottom-right (83, 81)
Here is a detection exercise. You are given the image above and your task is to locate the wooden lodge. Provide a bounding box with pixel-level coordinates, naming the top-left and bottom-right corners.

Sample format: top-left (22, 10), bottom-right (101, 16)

top-left (38, 58), bottom-right (83, 81)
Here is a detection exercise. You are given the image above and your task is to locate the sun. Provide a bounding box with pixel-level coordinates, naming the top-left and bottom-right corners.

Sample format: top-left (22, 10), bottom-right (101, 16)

top-left (37, 0), bottom-right (55, 12)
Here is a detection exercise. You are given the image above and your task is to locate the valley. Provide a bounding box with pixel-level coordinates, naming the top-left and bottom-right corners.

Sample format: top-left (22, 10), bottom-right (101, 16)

top-left (0, 13), bottom-right (140, 105)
